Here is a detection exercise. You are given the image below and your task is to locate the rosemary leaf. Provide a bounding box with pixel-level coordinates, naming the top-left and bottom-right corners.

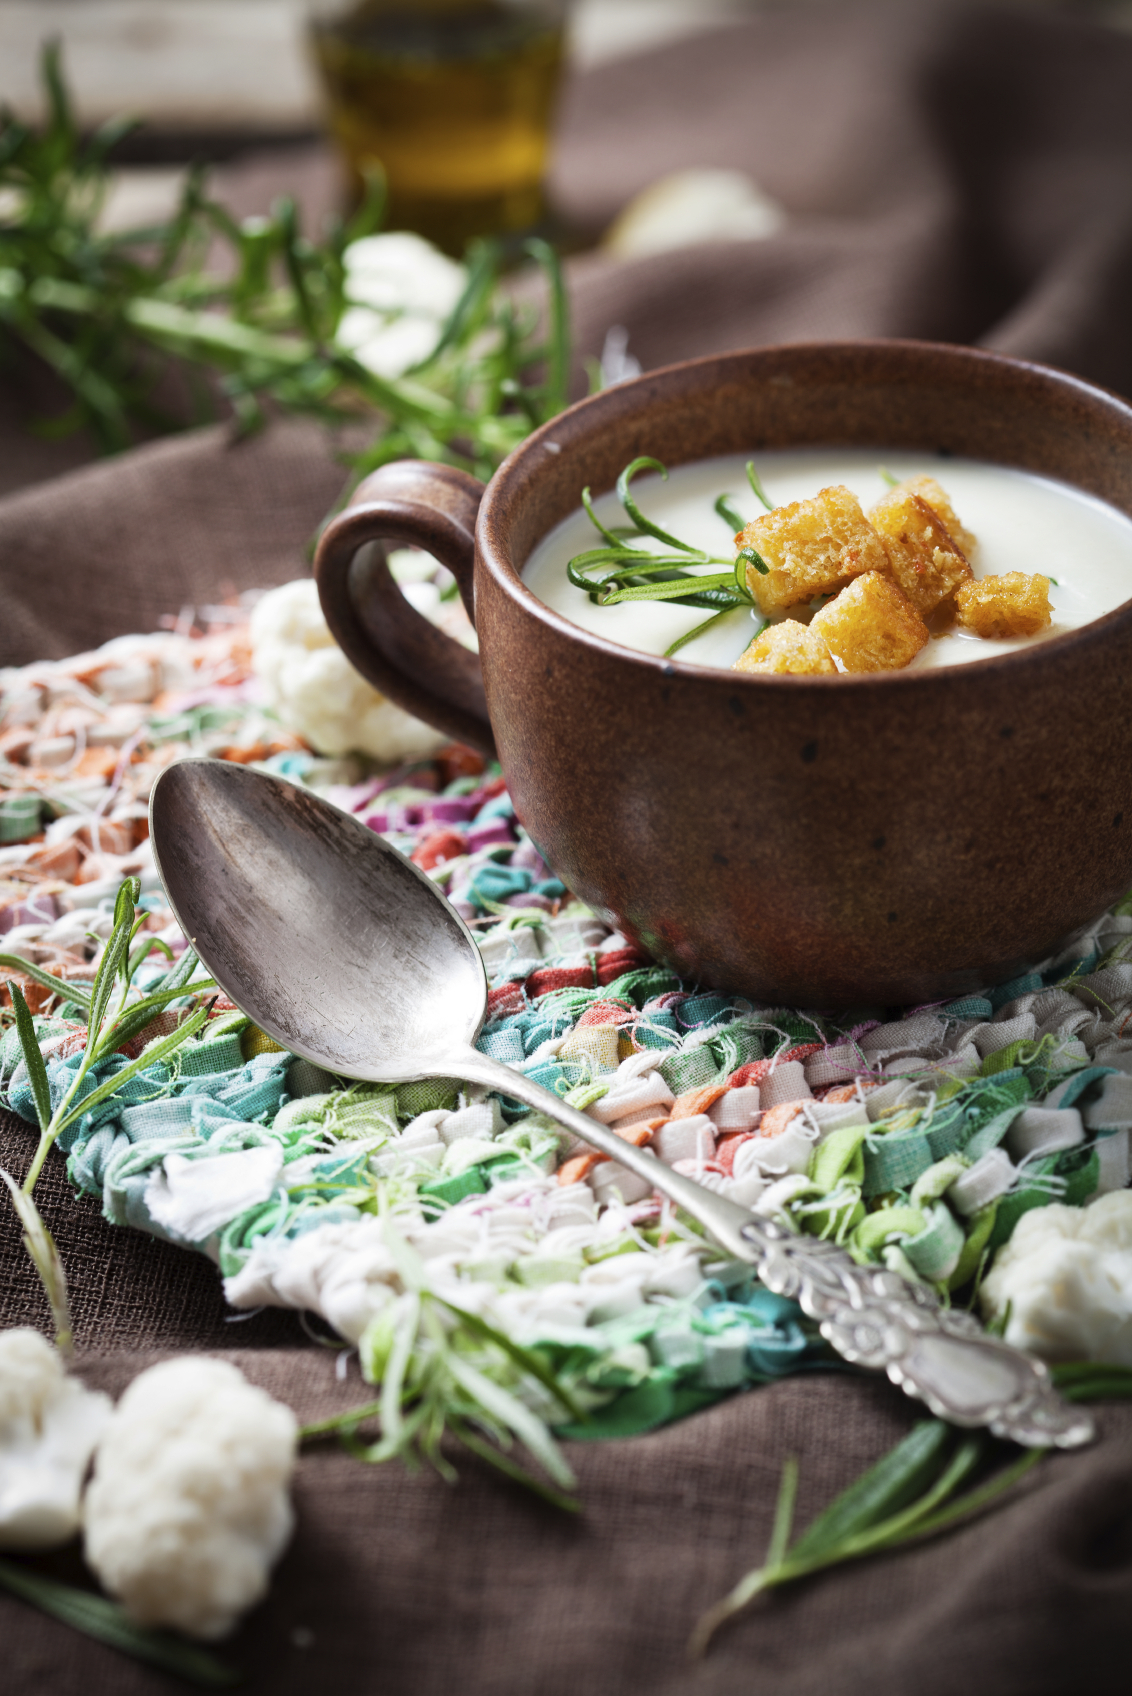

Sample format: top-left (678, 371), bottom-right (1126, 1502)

top-left (443, 1349), bottom-right (576, 1492)
top-left (6, 981), bottom-right (52, 1134)
top-left (52, 1004), bottom-right (209, 1136)
top-left (600, 572), bottom-right (739, 606)
top-left (99, 988), bottom-right (215, 1055)
top-left (342, 1396), bottom-right (434, 1466)
top-left (664, 606), bottom-right (751, 658)
top-left (90, 979), bottom-right (217, 1057)
top-left (435, 1295), bottom-right (588, 1423)
top-left (0, 1172), bottom-right (72, 1352)
top-left (786, 1419), bottom-right (955, 1563)
top-left (616, 458), bottom-right (699, 552)
top-left (764, 1453), bottom-right (799, 1568)
top-left (689, 1369), bottom-right (1132, 1662)
top-left (298, 1398), bottom-right (384, 1441)
top-left (738, 545), bottom-right (769, 577)
top-left (713, 492), bottom-right (746, 533)
top-left (125, 934), bottom-right (173, 980)
top-left (898, 1444), bottom-right (1043, 1545)
top-left (449, 1416), bottom-right (581, 1513)
top-left (83, 905), bottom-right (134, 1047)
top-left (1054, 1362), bottom-right (1132, 1401)
top-left (378, 1293), bottom-right (421, 1456)
top-left (581, 486), bottom-right (626, 549)
top-left (523, 238), bottom-right (570, 420)
top-left (0, 955), bottom-right (91, 1017)
top-left (150, 946), bottom-right (203, 997)
top-left (0, 1557), bottom-right (241, 1688)
top-left (745, 460), bottom-right (774, 510)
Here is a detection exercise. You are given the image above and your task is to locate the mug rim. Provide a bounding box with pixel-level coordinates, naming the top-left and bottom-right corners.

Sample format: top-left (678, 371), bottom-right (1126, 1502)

top-left (474, 337), bottom-right (1132, 692)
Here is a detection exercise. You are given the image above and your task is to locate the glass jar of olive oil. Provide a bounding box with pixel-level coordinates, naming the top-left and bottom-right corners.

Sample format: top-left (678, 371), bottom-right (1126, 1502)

top-left (308, 0), bottom-right (569, 254)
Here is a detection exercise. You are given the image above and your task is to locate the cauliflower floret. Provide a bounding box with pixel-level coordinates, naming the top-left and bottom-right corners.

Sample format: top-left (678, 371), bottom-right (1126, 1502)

top-left (980, 1191), bottom-right (1132, 1364)
top-left (334, 228), bottom-right (468, 378)
top-left (83, 1357), bottom-right (297, 1641)
top-left (250, 578), bottom-right (446, 761)
top-left (335, 232), bottom-right (467, 379)
top-left (0, 1327), bottom-right (112, 1551)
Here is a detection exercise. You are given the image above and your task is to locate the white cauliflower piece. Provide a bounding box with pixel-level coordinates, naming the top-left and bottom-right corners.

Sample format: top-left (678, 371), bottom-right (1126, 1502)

top-left (83, 1357), bottom-right (298, 1640)
top-left (250, 578), bottom-right (445, 761)
top-left (980, 1191), bottom-right (1132, 1365)
top-left (0, 1328), bottom-right (112, 1550)
top-left (335, 232), bottom-right (466, 378)
top-left (604, 169), bottom-right (786, 259)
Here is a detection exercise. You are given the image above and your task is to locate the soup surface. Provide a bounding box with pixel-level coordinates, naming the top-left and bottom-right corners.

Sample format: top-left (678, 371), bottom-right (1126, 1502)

top-left (521, 450), bottom-right (1132, 670)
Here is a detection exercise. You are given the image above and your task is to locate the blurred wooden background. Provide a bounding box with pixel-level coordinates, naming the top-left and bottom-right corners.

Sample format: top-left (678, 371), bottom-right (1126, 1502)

top-left (6, 0), bottom-right (1130, 142)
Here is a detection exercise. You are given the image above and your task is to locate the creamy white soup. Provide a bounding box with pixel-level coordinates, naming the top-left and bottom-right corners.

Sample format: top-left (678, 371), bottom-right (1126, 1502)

top-left (521, 450), bottom-right (1132, 671)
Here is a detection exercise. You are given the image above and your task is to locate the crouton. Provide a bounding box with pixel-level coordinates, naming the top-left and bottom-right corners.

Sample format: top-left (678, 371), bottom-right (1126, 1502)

top-left (894, 475), bottom-right (977, 556)
top-left (810, 571), bottom-right (929, 672)
top-left (867, 490), bottom-right (973, 616)
top-left (954, 572), bottom-right (1052, 639)
top-left (733, 620), bottom-right (837, 676)
top-left (737, 484), bottom-right (889, 614)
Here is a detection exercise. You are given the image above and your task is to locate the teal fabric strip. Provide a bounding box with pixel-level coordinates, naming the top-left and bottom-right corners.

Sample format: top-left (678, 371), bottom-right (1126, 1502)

top-left (863, 1129), bottom-right (933, 1196)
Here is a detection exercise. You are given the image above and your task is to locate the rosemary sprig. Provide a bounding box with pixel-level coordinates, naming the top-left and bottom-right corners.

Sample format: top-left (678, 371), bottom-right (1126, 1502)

top-left (0, 1559), bottom-right (240, 1688)
top-left (689, 1363), bottom-right (1132, 1655)
top-left (1, 46), bottom-right (570, 484)
top-left (2, 877), bottom-right (215, 1347)
top-left (568, 455), bottom-right (769, 657)
top-left (298, 1217), bottom-right (583, 1511)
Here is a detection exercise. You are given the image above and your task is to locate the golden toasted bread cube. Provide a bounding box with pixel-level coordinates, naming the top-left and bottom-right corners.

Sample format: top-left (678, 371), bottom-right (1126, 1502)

top-left (868, 490), bottom-right (973, 616)
top-left (954, 572), bottom-right (1052, 639)
top-left (897, 475), bottom-right (977, 556)
top-left (737, 485), bottom-right (889, 614)
top-left (810, 571), bottom-right (929, 672)
top-left (733, 620), bottom-right (837, 676)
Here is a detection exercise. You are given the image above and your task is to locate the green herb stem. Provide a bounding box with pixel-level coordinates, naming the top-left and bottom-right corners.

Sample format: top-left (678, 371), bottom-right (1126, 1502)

top-left (298, 1399), bottom-right (384, 1441)
top-left (738, 545), bottom-right (769, 577)
top-left (523, 237), bottom-right (570, 420)
top-left (713, 492), bottom-right (747, 533)
top-left (691, 1359), bottom-right (1132, 1660)
top-left (3, 881), bottom-right (219, 1344)
top-left (0, 1558), bottom-right (241, 1688)
top-left (664, 606), bottom-right (761, 659)
top-left (448, 1416), bottom-right (581, 1513)
top-left (616, 458), bottom-right (698, 552)
top-left (2, 47), bottom-right (572, 477)
top-left (746, 460), bottom-right (774, 510)
top-left (0, 955), bottom-right (91, 1017)
top-left (689, 1429), bottom-right (986, 1656)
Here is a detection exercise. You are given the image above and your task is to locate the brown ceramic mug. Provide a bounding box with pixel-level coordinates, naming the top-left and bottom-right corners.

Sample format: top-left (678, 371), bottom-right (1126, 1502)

top-left (314, 340), bottom-right (1132, 1007)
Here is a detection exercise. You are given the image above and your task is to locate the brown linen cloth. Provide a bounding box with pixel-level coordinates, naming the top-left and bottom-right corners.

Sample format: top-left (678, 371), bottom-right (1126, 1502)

top-left (8, 3), bottom-right (1132, 662)
top-left (2, 4), bottom-right (1132, 1690)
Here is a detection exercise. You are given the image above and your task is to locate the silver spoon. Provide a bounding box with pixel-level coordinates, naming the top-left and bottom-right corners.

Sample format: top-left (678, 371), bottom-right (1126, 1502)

top-left (149, 758), bottom-right (1092, 1449)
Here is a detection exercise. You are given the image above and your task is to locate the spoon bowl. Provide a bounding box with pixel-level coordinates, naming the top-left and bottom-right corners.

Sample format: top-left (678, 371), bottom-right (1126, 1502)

top-left (148, 757), bottom-right (1093, 1449)
top-left (149, 756), bottom-right (485, 1081)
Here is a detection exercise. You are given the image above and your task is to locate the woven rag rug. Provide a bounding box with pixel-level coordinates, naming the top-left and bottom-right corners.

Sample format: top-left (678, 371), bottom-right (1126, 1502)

top-left (4, 4), bottom-right (1132, 1694)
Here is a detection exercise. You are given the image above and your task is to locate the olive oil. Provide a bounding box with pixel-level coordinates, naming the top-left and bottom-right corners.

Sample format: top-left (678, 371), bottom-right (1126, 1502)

top-left (310, 1), bottom-right (566, 254)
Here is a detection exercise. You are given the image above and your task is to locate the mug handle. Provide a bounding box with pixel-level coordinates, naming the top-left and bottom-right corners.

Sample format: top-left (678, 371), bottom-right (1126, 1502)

top-left (314, 459), bottom-right (496, 757)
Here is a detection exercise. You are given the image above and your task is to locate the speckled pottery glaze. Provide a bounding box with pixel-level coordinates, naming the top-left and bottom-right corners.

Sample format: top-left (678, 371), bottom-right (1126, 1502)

top-left (315, 341), bottom-right (1132, 1007)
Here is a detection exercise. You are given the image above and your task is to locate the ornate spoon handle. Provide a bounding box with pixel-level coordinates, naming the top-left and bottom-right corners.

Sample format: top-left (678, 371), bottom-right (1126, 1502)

top-left (458, 1052), bottom-right (1093, 1450)
top-left (739, 1214), bottom-right (1094, 1448)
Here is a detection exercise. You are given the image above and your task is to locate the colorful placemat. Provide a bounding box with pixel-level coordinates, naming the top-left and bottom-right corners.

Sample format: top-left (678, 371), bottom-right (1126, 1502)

top-left (2, 612), bottom-right (1131, 1451)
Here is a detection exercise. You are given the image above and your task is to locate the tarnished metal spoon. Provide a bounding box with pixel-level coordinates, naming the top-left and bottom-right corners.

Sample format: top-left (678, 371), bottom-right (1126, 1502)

top-left (149, 758), bottom-right (1092, 1449)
